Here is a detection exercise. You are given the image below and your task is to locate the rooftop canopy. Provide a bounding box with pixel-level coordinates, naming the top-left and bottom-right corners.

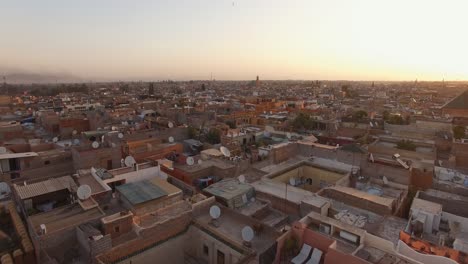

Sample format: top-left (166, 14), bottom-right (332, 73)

top-left (116, 180), bottom-right (168, 205)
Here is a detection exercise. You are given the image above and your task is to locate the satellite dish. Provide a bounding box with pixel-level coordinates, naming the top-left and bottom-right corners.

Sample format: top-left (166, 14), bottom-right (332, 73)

top-left (198, 159), bottom-right (203, 165)
top-left (168, 136), bottom-right (174, 143)
top-left (52, 137), bottom-right (58, 143)
top-left (286, 132), bottom-right (291, 139)
top-left (220, 146), bottom-right (231, 157)
top-left (241, 226), bottom-right (254, 242)
top-left (72, 130), bottom-right (78, 135)
top-left (168, 122), bottom-right (174, 128)
top-left (118, 133), bottom-right (124, 139)
top-left (77, 185), bottom-right (92, 200)
top-left (209, 205), bottom-right (221, 219)
top-left (186, 156), bottom-right (195, 166)
top-left (92, 141), bottom-right (100, 149)
top-left (382, 176), bottom-right (389, 185)
top-left (238, 175), bottom-right (246, 183)
top-left (369, 122), bottom-right (374, 128)
top-left (111, 126), bottom-right (117, 131)
top-left (0, 147), bottom-right (6, 154)
top-left (124, 156), bottom-right (136, 167)
top-left (73, 139), bottom-right (80, 145)
top-left (289, 178), bottom-right (296, 186)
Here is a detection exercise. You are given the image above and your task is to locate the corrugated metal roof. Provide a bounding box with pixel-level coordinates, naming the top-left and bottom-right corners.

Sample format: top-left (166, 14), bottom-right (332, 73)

top-left (14, 175), bottom-right (77, 200)
top-left (116, 180), bottom-right (167, 205)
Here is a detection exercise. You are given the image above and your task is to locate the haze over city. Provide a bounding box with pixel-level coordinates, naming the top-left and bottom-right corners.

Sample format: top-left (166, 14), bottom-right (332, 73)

top-left (1, 0), bottom-right (468, 82)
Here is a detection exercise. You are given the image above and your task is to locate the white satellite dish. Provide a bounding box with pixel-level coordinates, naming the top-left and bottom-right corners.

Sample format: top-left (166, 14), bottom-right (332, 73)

top-left (92, 141), bottom-right (100, 149)
top-left (168, 122), bottom-right (174, 128)
top-left (124, 156), bottom-right (136, 167)
top-left (111, 126), bottom-right (117, 131)
top-left (209, 205), bottom-right (221, 219)
top-left (369, 122), bottom-right (374, 128)
top-left (72, 130), bottom-right (78, 135)
top-left (168, 136), bottom-right (174, 143)
top-left (73, 139), bottom-right (80, 145)
top-left (198, 159), bottom-right (203, 165)
top-left (0, 147), bottom-right (6, 154)
top-left (118, 133), bottom-right (124, 139)
top-left (220, 146), bottom-right (231, 157)
top-left (289, 178), bottom-right (296, 186)
top-left (241, 226), bottom-right (254, 242)
top-left (77, 185), bottom-right (92, 200)
top-left (382, 176), bottom-right (389, 185)
top-left (186, 156), bottom-right (195, 166)
top-left (238, 175), bottom-right (246, 183)
top-left (286, 132), bottom-right (291, 139)
top-left (52, 137), bottom-right (58, 143)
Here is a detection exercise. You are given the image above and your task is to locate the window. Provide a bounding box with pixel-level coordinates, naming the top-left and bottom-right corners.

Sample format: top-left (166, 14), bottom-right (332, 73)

top-left (203, 245), bottom-right (209, 256)
top-left (44, 160), bottom-right (50, 165)
top-left (217, 250), bottom-right (225, 264)
top-left (114, 226), bottom-right (120, 233)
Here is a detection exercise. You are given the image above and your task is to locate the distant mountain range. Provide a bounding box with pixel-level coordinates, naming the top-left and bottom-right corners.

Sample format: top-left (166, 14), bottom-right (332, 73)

top-left (1, 70), bottom-right (82, 84)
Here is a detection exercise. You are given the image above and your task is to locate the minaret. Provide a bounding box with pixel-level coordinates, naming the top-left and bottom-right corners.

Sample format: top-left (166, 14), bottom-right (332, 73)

top-left (255, 75), bottom-right (260, 87)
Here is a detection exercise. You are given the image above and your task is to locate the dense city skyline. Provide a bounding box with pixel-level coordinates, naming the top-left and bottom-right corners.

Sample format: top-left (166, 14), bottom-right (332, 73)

top-left (1, 0), bottom-right (468, 82)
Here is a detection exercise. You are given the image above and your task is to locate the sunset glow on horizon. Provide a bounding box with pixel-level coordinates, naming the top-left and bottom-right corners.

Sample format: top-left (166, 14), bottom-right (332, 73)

top-left (1, 0), bottom-right (467, 81)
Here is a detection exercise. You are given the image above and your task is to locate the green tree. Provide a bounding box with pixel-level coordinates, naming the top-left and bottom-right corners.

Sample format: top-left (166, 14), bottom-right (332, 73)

top-left (396, 140), bottom-right (417, 151)
top-left (352, 110), bottom-right (368, 121)
top-left (292, 113), bottom-right (312, 130)
top-left (453, 126), bottom-right (466, 139)
top-left (382, 110), bottom-right (390, 121)
top-left (225, 120), bottom-right (236, 129)
top-left (206, 129), bottom-right (221, 144)
top-left (187, 126), bottom-right (198, 139)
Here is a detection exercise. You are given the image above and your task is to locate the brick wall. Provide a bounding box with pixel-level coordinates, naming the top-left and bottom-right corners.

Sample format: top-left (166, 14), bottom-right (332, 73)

top-left (256, 191), bottom-right (300, 217)
top-left (321, 188), bottom-right (393, 215)
top-left (103, 213), bottom-right (133, 239)
top-left (96, 212), bottom-right (192, 264)
top-left (324, 248), bottom-right (370, 264)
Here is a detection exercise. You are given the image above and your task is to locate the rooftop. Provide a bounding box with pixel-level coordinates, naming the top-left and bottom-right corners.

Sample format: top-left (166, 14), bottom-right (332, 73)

top-left (116, 180), bottom-right (168, 205)
top-left (14, 175), bottom-right (77, 200)
top-left (442, 90), bottom-right (468, 110)
top-left (204, 178), bottom-right (254, 201)
top-left (29, 204), bottom-right (104, 235)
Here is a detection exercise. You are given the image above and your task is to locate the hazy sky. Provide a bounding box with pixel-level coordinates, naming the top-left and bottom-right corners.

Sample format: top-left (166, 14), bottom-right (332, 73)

top-left (1, 0), bottom-right (467, 81)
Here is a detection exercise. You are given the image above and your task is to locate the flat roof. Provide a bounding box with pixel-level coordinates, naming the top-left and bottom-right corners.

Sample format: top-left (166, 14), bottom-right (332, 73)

top-left (0, 152), bottom-right (38, 160)
top-left (327, 186), bottom-right (394, 208)
top-left (149, 178), bottom-right (182, 196)
top-left (411, 198), bottom-right (442, 214)
top-left (14, 175), bottom-right (76, 200)
top-left (116, 180), bottom-right (168, 205)
top-left (203, 179), bottom-right (253, 200)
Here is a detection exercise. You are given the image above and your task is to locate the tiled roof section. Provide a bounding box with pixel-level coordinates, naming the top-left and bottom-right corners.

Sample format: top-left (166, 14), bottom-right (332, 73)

top-left (116, 180), bottom-right (167, 205)
top-left (442, 90), bottom-right (468, 109)
top-left (14, 175), bottom-right (77, 200)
